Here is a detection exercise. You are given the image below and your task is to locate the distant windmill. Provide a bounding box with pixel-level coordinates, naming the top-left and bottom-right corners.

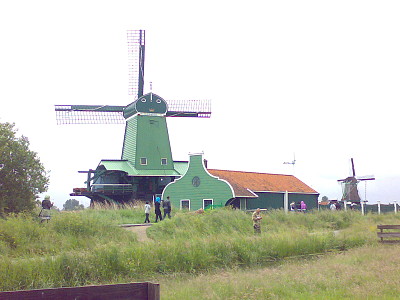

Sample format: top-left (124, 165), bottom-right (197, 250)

top-left (337, 158), bottom-right (375, 203)
top-left (55, 30), bottom-right (211, 205)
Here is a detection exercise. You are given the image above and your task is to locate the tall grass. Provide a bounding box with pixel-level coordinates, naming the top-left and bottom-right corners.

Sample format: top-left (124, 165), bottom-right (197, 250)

top-left (0, 207), bottom-right (398, 291)
top-left (159, 244), bottom-right (400, 299)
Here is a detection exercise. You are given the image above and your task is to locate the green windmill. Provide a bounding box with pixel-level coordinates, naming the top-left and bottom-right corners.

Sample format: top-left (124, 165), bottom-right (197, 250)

top-left (55, 30), bottom-right (211, 205)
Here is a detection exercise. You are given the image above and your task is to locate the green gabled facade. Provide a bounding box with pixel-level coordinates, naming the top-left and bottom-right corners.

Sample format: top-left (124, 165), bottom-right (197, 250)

top-left (162, 154), bottom-right (234, 210)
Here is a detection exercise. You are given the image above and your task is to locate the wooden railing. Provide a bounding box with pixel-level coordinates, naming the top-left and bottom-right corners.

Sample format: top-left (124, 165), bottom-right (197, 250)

top-left (0, 282), bottom-right (159, 300)
top-left (377, 225), bottom-right (400, 243)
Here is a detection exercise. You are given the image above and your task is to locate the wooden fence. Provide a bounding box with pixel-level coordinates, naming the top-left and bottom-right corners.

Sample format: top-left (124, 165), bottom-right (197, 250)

top-left (377, 225), bottom-right (400, 243)
top-left (0, 282), bottom-right (159, 300)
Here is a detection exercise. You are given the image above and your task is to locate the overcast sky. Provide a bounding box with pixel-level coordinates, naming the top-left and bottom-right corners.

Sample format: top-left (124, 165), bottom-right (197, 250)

top-left (1, 1), bottom-right (399, 208)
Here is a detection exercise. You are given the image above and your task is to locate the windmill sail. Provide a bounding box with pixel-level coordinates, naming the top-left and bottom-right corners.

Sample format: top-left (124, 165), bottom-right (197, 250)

top-left (55, 99), bottom-right (211, 124)
top-left (55, 105), bottom-right (126, 125)
top-left (127, 30), bottom-right (145, 98)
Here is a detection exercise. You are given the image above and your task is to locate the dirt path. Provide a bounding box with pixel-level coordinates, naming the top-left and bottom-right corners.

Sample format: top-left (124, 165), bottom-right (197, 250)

top-left (122, 224), bottom-right (152, 242)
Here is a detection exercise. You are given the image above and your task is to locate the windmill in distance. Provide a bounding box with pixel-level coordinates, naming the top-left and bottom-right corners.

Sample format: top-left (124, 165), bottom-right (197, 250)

top-left (337, 158), bottom-right (375, 203)
top-left (55, 30), bottom-right (211, 206)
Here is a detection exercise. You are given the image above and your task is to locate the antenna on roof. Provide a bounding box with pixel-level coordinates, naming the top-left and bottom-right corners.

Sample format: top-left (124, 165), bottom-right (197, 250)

top-left (283, 153), bottom-right (296, 174)
top-left (283, 153), bottom-right (296, 165)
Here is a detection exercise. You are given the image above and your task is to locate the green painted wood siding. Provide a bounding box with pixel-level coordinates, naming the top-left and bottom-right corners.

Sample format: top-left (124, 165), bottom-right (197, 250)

top-left (121, 117), bottom-right (137, 161)
top-left (121, 115), bottom-right (174, 170)
top-left (162, 154), bottom-right (234, 211)
top-left (245, 192), bottom-right (319, 210)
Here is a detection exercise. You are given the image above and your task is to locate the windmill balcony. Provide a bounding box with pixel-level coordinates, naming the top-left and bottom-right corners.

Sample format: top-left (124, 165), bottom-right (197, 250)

top-left (91, 184), bottom-right (134, 195)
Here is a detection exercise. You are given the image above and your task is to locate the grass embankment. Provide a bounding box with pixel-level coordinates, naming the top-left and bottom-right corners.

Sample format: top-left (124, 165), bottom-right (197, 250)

top-left (0, 207), bottom-right (398, 293)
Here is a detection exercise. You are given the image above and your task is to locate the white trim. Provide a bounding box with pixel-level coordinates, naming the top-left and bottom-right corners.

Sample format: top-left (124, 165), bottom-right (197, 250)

top-left (162, 153), bottom-right (235, 201)
top-left (196, 154), bottom-right (236, 198)
top-left (140, 157), bottom-right (148, 165)
top-left (246, 189), bottom-right (259, 197)
top-left (180, 199), bottom-right (191, 210)
top-left (254, 190), bottom-right (319, 195)
top-left (161, 158), bottom-right (168, 165)
top-left (203, 198), bottom-right (213, 209)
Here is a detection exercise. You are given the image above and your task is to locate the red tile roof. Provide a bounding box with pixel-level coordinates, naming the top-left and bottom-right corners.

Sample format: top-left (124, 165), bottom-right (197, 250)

top-left (208, 169), bottom-right (318, 198)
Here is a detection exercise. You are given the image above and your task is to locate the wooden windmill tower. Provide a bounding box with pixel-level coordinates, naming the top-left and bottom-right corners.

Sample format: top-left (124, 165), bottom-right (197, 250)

top-left (55, 30), bottom-right (211, 205)
top-left (337, 158), bottom-right (375, 203)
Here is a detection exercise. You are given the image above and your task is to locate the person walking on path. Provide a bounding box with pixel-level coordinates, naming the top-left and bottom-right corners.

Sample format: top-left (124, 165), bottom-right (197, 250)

top-left (163, 196), bottom-right (172, 219)
top-left (144, 201), bottom-right (151, 223)
top-left (154, 196), bottom-right (163, 222)
top-left (252, 208), bottom-right (263, 234)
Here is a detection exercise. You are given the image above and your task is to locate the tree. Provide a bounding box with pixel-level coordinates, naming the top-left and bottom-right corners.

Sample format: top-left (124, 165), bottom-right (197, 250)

top-left (63, 199), bottom-right (84, 211)
top-left (0, 122), bottom-right (49, 214)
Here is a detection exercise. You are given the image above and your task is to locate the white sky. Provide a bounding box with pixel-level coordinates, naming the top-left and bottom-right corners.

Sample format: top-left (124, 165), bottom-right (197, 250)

top-left (1, 1), bottom-right (399, 208)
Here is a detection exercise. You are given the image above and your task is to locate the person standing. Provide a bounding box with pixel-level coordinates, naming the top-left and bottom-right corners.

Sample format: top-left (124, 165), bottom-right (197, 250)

top-left (154, 196), bottom-right (163, 222)
top-left (39, 195), bottom-right (54, 223)
top-left (252, 208), bottom-right (263, 234)
top-left (163, 196), bottom-right (172, 219)
top-left (144, 201), bottom-right (151, 223)
top-left (300, 201), bottom-right (307, 213)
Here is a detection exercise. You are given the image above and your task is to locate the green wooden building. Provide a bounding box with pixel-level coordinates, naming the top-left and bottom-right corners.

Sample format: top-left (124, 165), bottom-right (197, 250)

top-left (163, 153), bottom-right (319, 211)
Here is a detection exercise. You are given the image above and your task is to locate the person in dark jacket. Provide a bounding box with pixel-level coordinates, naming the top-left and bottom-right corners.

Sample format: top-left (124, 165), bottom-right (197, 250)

top-left (162, 196), bottom-right (172, 219)
top-left (154, 196), bottom-right (163, 222)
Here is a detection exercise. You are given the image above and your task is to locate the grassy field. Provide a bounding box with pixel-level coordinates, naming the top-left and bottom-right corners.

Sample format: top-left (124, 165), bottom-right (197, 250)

top-left (0, 206), bottom-right (399, 298)
top-left (159, 243), bottom-right (400, 299)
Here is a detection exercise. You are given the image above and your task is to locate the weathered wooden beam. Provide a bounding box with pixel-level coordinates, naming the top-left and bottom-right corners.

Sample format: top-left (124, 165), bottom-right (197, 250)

top-left (0, 282), bottom-right (160, 300)
top-left (377, 225), bottom-right (400, 230)
top-left (377, 232), bottom-right (400, 238)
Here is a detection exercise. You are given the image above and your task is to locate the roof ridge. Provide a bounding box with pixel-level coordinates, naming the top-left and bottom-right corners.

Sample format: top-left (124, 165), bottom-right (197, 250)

top-left (208, 168), bottom-right (295, 177)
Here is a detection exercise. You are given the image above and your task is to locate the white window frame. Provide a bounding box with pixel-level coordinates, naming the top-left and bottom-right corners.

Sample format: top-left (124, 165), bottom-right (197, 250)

top-left (203, 199), bottom-right (213, 209)
top-left (180, 199), bottom-right (190, 210)
top-left (140, 157), bottom-right (147, 165)
top-left (161, 158), bottom-right (168, 165)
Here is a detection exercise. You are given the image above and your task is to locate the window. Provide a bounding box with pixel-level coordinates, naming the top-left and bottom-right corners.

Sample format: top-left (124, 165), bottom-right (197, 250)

top-left (161, 158), bottom-right (168, 165)
top-left (203, 199), bottom-right (213, 210)
top-left (140, 157), bottom-right (147, 165)
top-left (180, 199), bottom-right (190, 210)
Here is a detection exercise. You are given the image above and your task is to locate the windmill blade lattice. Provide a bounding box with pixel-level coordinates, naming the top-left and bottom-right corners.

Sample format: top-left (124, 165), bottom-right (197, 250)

top-left (55, 105), bottom-right (125, 125)
top-left (127, 30), bottom-right (145, 98)
top-left (55, 99), bottom-right (211, 124)
top-left (166, 99), bottom-right (211, 118)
